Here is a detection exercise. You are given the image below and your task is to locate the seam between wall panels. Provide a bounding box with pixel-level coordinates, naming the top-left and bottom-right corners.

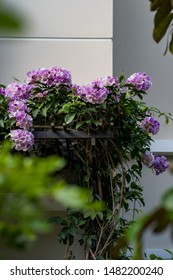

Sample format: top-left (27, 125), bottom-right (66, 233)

top-left (0, 37), bottom-right (113, 41)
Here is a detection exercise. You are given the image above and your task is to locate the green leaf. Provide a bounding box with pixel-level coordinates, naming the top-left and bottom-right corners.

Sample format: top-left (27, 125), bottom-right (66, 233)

top-left (32, 109), bottom-right (39, 118)
top-left (150, 0), bottom-right (162, 12)
top-left (68, 226), bottom-right (77, 236)
top-left (41, 106), bottom-right (49, 117)
top-left (164, 248), bottom-right (173, 256)
top-left (165, 115), bottom-right (169, 124)
top-left (97, 211), bottom-right (104, 220)
top-left (5, 118), bottom-right (16, 129)
top-left (153, 13), bottom-right (173, 43)
top-left (93, 120), bottom-right (100, 126)
top-left (126, 173), bottom-right (131, 184)
top-left (48, 216), bottom-right (67, 225)
top-left (59, 227), bottom-right (69, 240)
top-left (0, 120), bottom-right (4, 128)
top-left (149, 253), bottom-right (157, 260)
top-left (154, 1), bottom-right (172, 28)
top-left (70, 215), bottom-right (79, 226)
top-left (64, 112), bottom-right (76, 124)
top-left (76, 121), bottom-right (85, 129)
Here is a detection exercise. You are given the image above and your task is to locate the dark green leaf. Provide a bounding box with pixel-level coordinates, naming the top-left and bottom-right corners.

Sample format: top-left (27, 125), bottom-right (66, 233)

top-left (59, 227), bottom-right (69, 240)
top-left (153, 13), bottom-right (173, 43)
top-left (150, 0), bottom-right (162, 12)
top-left (126, 173), bottom-right (131, 183)
top-left (154, 1), bottom-right (172, 27)
top-left (70, 215), bottom-right (78, 225)
top-left (68, 226), bottom-right (77, 236)
top-left (48, 216), bottom-right (67, 226)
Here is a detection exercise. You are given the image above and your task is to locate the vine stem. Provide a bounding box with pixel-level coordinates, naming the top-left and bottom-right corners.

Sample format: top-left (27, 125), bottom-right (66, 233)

top-left (94, 225), bottom-right (104, 256)
top-left (64, 238), bottom-right (70, 260)
top-left (89, 248), bottom-right (96, 260)
top-left (98, 139), bottom-right (115, 210)
top-left (109, 139), bottom-right (126, 215)
top-left (97, 226), bottom-right (115, 256)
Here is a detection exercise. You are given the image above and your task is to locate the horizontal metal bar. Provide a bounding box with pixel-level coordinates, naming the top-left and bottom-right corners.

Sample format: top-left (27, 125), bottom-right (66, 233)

top-left (33, 130), bottom-right (114, 139)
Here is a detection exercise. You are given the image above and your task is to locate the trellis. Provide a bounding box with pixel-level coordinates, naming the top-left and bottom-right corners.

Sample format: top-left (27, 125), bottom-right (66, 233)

top-left (32, 123), bottom-right (114, 195)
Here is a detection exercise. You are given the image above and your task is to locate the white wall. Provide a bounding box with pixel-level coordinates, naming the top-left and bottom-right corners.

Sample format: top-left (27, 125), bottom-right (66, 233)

top-left (114, 0), bottom-right (173, 253)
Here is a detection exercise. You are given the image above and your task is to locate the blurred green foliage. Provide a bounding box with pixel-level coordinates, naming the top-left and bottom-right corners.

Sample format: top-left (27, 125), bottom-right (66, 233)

top-left (114, 186), bottom-right (173, 259)
top-left (0, 0), bottom-right (23, 32)
top-left (0, 142), bottom-right (102, 249)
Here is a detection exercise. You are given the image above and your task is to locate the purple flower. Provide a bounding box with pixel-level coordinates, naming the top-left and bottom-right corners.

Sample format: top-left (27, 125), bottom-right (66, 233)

top-left (15, 112), bottom-right (33, 129)
top-left (4, 82), bottom-right (31, 100)
top-left (8, 100), bottom-right (28, 118)
top-left (82, 83), bottom-right (109, 104)
top-left (34, 91), bottom-right (48, 98)
top-left (49, 66), bottom-right (72, 86)
top-left (26, 66), bottom-right (72, 87)
top-left (0, 87), bottom-right (5, 95)
top-left (140, 117), bottom-right (160, 135)
top-left (142, 151), bottom-right (154, 167)
top-left (73, 76), bottom-right (120, 104)
top-left (92, 76), bottom-right (119, 88)
top-left (126, 72), bottom-right (152, 91)
top-left (72, 84), bottom-right (86, 100)
top-left (9, 129), bottom-right (34, 151)
top-left (152, 155), bottom-right (169, 175)
top-left (143, 151), bottom-right (169, 175)
top-left (8, 100), bottom-right (32, 129)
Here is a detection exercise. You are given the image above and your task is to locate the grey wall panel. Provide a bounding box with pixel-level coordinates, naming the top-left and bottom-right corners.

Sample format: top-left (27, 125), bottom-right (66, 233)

top-left (0, 39), bottom-right (112, 85)
top-left (113, 0), bottom-right (173, 140)
top-left (0, 0), bottom-right (113, 38)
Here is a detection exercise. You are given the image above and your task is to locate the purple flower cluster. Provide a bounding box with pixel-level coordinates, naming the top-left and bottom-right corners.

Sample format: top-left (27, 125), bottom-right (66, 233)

top-left (152, 155), bottom-right (170, 175)
top-left (1, 68), bottom-right (164, 160)
top-left (143, 151), bottom-right (154, 167)
top-left (26, 66), bottom-right (72, 87)
top-left (8, 94), bottom-right (33, 130)
top-left (73, 76), bottom-right (119, 104)
top-left (80, 82), bottom-right (109, 104)
top-left (5, 82), bottom-right (34, 151)
top-left (9, 129), bottom-right (34, 151)
top-left (140, 116), bottom-right (160, 135)
top-left (4, 82), bottom-right (31, 100)
top-left (126, 72), bottom-right (152, 91)
top-left (143, 151), bottom-right (169, 175)
top-left (8, 100), bottom-right (28, 117)
top-left (8, 100), bottom-right (33, 130)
